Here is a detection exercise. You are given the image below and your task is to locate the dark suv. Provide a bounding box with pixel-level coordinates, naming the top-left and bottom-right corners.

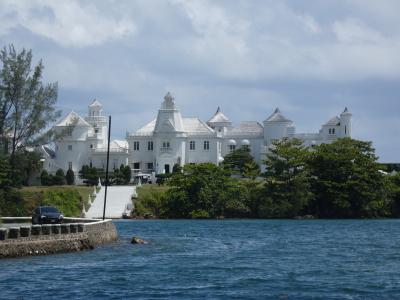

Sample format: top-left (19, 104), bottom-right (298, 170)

top-left (32, 206), bottom-right (64, 225)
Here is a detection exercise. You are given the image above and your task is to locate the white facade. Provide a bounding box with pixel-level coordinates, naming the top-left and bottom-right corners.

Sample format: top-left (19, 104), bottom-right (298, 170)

top-left (41, 99), bottom-right (128, 182)
top-left (42, 93), bottom-right (352, 179)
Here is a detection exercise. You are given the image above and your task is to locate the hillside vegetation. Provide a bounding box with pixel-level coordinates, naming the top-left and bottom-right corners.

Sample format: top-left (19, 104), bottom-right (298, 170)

top-left (0, 186), bottom-right (92, 217)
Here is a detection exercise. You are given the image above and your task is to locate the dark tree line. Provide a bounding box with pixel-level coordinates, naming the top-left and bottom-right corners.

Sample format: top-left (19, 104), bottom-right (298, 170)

top-left (135, 138), bottom-right (400, 219)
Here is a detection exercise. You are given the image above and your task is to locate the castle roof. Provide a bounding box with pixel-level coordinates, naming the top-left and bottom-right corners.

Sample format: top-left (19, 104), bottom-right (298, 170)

top-left (89, 99), bottom-right (102, 108)
top-left (134, 119), bottom-right (156, 135)
top-left (133, 118), bottom-right (214, 135)
top-left (183, 118), bottom-right (214, 134)
top-left (264, 108), bottom-right (292, 123)
top-left (227, 121), bottom-right (263, 136)
top-left (324, 116), bottom-right (341, 126)
top-left (55, 111), bottom-right (91, 127)
top-left (207, 107), bottom-right (231, 124)
top-left (110, 140), bottom-right (128, 149)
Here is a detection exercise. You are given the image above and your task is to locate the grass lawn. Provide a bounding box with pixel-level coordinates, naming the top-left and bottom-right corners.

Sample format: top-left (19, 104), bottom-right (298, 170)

top-left (134, 184), bottom-right (169, 217)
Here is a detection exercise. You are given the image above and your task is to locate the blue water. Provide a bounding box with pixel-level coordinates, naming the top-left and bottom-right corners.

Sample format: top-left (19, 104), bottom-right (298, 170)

top-left (1, 220), bottom-right (400, 299)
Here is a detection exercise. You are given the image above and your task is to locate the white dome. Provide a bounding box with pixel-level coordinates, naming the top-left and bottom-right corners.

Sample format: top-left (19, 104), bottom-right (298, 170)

top-left (241, 139), bottom-right (250, 146)
top-left (228, 139), bottom-right (237, 146)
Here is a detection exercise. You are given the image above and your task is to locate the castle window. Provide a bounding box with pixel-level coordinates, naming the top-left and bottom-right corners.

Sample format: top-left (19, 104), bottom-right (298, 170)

top-left (90, 144), bottom-right (93, 149)
top-left (345, 126), bottom-right (347, 135)
top-left (148, 141), bottom-right (153, 151)
top-left (133, 141), bottom-right (140, 151)
top-left (133, 162), bottom-right (140, 171)
top-left (68, 162), bottom-right (72, 170)
top-left (204, 141), bottom-right (210, 150)
top-left (162, 141), bottom-right (170, 148)
top-left (68, 145), bottom-right (72, 151)
top-left (229, 145), bottom-right (236, 152)
top-left (94, 128), bottom-right (99, 133)
top-left (329, 128), bottom-right (336, 135)
top-left (189, 141), bottom-right (196, 150)
top-left (147, 162), bottom-right (154, 170)
top-left (66, 127), bottom-right (73, 136)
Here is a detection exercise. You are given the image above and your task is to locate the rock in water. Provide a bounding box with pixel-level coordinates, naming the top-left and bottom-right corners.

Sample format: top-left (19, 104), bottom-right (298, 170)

top-left (131, 236), bottom-right (148, 244)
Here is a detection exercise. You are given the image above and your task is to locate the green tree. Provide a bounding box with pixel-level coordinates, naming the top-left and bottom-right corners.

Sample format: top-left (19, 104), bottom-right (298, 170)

top-left (40, 169), bottom-right (52, 186)
top-left (223, 147), bottom-right (256, 176)
top-left (0, 157), bottom-right (12, 188)
top-left (111, 165), bottom-right (132, 185)
top-left (261, 138), bottom-right (312, 218)
top-left (307, 138), bottom-right (388, 218)
top-left (164, 163), bottom-right (245, 218)
top-left (79, 165), bottom-right (104, 185)
top-left (121, 165), bottom-right (131, 184)
top-left (66, 169), bottom-right (75, 185)
top-left (388, 173), bottom-right (400, 217)
top-left (53, 169), bottom-right (65, 185)
top-left (0, 45), bottom-right (60, 168)
top-left (172, 163), bottom-right (182, 174)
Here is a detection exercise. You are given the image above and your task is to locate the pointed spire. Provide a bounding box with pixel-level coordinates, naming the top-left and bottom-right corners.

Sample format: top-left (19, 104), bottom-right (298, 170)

top-left (341, 107), bottom-right (352, 115)
top-left (207, 106), bottom-right (230, 124)
top-left (264, 107), bottom-right (292, 123)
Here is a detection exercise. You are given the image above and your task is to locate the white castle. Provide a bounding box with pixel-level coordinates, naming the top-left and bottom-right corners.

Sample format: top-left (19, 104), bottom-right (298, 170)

top-left (41, 92), bottom-right (352, 181)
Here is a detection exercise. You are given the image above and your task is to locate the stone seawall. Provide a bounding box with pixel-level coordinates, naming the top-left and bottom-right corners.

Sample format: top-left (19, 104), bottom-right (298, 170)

top-left (0, 218), bottom-right (118, 259)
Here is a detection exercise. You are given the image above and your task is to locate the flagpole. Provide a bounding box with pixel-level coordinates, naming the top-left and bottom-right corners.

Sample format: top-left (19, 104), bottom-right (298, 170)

top-left (103, 115), bottom-right (111, 220)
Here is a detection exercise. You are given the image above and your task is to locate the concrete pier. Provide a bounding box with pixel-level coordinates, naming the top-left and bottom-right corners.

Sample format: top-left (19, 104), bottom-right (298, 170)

top-left (0, 217), bottom-right (118, 258)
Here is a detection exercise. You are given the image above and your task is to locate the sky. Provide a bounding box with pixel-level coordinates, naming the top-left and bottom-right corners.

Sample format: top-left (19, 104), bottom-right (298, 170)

top-left (0, 0), bottom-right (399, 162)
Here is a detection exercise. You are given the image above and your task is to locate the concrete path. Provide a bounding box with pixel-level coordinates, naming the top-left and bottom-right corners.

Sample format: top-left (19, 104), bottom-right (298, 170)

top-left (86, 186), bottom-right (135, 219)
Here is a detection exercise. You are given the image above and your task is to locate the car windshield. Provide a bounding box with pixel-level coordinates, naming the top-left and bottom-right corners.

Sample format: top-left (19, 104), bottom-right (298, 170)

top-left (40, 207), bottom-right (59, 213)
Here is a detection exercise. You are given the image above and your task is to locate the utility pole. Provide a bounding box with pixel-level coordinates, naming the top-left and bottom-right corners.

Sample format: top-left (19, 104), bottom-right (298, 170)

top-left (103, 116), bottom-right (111, 220)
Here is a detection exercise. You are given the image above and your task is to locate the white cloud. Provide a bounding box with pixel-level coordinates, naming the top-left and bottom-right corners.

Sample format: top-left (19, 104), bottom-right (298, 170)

top-left (332, 18), bottom-right (385, 44)
top-left (0, 0), bottom-right (135, 47)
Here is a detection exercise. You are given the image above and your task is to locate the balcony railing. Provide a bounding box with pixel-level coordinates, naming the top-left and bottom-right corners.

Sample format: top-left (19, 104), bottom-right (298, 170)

top-left (92, 148), bottom-right (128, 154)
top-left (159, 147), bottom-right (172, 153)
top-left (84, 116), bottom-right (107, 123)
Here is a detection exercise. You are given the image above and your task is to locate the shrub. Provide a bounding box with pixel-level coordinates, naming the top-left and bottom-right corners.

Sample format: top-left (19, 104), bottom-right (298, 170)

top-left (53, 169), bottom-right (66, 185)
top-left (66, 169), bottom-right (75, 185)
top-left (190, 209), bottom-right (210, 219)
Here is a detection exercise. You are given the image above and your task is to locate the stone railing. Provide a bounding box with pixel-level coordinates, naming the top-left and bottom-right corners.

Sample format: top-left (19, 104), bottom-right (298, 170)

top-left (0, 217), bottom-right (118, 258)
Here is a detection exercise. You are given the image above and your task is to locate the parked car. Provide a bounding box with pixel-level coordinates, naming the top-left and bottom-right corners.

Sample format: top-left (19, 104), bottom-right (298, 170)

top-left (32, 206), bottom-right (64, 225)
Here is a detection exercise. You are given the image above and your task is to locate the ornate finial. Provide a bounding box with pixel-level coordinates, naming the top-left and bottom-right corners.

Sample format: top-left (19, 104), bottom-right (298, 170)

top-left (164, 92), bottom-right (174, 102)
top-left (216, 107), bottom-right (221, 113)
top-left (274, 107), bottom-right (280, 114)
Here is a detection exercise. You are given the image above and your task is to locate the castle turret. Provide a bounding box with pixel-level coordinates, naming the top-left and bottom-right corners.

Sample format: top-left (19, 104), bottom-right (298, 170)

top-left (85, 99), bottom-right (108, 144)
top-left (88, 99), bottom-right (102, 117)
top-left (207, 107), bottom-right (231, 134)
top-left (339, 107), bottom-right (352, 137)
top-left (154, 92), bottom-right (184, 133)
top-left (263, 108), bottom-right (293, 146)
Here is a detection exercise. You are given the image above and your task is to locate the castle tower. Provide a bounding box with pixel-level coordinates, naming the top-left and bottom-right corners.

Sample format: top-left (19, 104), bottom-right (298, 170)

top-left (207, 107), bottom-right (231, 134)
top-left (339, 107), bottom-right (352, 138)
top-left (263, 108), bottom-right (293, 146)
top-left (85, 99), bottom-right (108, 145)
top-left (154, 92), bottom-right (184, 133)
top-left (88, 99), bottom-right (102, 117)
